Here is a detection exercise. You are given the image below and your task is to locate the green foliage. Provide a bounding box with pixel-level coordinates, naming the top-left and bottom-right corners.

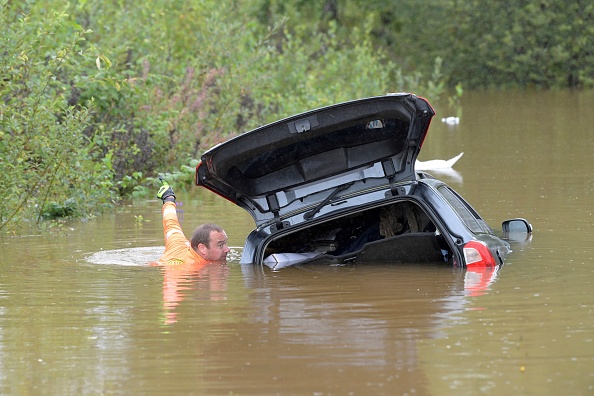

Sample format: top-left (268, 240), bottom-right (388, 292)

top-left (0, 4), bottom-right (117, 231)
top-left (251, 0), bottom-right (594, 89)
top-left (70, 0), bottom-right (286, 180)
top-left (246, 18), bottom-right (449, 122)
top-left (431, 0), bottom-right (594, 89)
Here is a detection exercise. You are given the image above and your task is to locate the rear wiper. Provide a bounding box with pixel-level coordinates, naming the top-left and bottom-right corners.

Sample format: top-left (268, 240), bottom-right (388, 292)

top-left (303, 182), bottom-right (354, 220)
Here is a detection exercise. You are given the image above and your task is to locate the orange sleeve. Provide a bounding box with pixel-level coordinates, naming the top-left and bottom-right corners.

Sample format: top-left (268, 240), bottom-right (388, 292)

top-left (159, 202), bottom-right (191, 264)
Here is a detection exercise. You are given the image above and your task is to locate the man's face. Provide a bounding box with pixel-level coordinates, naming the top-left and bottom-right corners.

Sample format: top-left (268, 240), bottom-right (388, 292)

top-left (200, 230), bottom-right (230, 262)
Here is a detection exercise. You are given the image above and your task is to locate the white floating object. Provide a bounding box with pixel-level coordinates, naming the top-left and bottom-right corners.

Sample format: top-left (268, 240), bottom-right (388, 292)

top-left (416, 152), bottom-right (464, 171)
top-left (441, 116), bottom-right (460, 125)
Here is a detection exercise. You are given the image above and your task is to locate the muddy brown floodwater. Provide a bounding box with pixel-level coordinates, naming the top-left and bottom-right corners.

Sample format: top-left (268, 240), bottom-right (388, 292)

top-left (1, 90), bottom-right (593, 395)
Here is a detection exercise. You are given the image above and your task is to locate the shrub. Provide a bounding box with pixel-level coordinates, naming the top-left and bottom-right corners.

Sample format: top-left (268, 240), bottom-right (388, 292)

top-left (0, 4), bottom-right (117, 231)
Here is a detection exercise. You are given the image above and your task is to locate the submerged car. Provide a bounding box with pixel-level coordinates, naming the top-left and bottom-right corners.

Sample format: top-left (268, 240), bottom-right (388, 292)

top-left (195, 94), bottom-right (532, 270)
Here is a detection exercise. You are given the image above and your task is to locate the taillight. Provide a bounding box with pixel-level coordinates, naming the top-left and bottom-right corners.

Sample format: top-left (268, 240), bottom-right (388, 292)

top-left (463, 240), bottom-right (497, 267)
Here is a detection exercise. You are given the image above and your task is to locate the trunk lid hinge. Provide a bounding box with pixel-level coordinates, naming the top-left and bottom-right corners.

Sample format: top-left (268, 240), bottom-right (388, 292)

top-left (382, 159), bottom-right (406, 196)
top-left (267, 193), bottom-right (287, 232)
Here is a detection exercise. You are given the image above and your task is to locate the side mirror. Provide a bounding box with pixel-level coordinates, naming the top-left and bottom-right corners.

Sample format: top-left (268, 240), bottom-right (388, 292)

top-left (502, 218), bottom-right (532, 233)
top-left (502, 218), bottom-right (533, 243)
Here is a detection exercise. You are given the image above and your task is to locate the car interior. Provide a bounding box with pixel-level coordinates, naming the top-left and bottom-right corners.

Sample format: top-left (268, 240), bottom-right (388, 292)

top-left (263, 200), bottom-right (453, 269)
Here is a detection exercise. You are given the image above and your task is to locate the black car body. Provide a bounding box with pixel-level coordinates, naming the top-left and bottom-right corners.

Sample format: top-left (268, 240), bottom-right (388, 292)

top-left (195, 94), bottom-right (531, 270)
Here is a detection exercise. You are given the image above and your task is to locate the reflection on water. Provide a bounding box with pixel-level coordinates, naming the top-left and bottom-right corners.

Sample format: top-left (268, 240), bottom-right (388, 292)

top-left (464, 266), bottom-right (500, 297)
top-left (87, 246), bottom-right (243, 325)
top-left (158, 260), bottom-right (230, 325)
top-left (228, 263), bottom-right (474, 395)
top-left (1, 90), bottom-right (594, 395)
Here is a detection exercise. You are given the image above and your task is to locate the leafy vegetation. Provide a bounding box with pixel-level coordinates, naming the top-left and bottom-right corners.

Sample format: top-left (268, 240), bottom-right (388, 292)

top-left (251, 0), bottom-right (594, 89)
top-left (1, 0), bottom-right (591, 230)
top-left (445, 1), bottom-right (594, 88)
top-left (0, 7), bottom-right (116, 230)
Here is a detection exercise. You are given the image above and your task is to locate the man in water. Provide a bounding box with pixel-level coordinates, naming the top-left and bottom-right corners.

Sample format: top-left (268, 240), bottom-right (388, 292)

top-left (156, 179), bottom-right (230, 265)
top-left (154, 179), bottom-right (230, 324)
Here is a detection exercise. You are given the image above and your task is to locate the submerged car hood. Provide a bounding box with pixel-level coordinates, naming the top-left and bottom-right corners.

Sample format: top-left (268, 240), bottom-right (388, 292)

top-left (196, 94), bottom-right (435, 226)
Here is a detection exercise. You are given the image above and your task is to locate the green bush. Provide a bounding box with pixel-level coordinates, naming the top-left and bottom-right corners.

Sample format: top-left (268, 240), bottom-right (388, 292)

top-left (445, 1), bottom-right (594, 89)
top-left (0, 5), bottom-right (117, 231)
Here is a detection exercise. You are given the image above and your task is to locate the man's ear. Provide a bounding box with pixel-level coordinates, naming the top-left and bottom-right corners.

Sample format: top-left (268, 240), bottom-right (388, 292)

top-left (197, 243), bottom-right (208, 256)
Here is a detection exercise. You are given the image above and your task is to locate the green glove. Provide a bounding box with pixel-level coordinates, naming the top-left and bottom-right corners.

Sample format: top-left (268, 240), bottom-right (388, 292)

top-left (157, 177), bottom-right (176, 203)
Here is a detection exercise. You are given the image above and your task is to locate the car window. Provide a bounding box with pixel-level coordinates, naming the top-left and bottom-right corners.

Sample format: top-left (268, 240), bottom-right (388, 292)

top-left (437, 186), bottom-right (490, 233)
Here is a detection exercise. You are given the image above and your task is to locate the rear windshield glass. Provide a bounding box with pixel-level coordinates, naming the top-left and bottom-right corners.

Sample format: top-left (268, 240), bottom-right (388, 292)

top-left (437, 186), bottom-right (489, 233)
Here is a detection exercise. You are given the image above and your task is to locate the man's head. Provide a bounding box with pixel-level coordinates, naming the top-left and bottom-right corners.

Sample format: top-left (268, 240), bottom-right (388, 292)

top-left (190, 223), bottom-right (230, 261)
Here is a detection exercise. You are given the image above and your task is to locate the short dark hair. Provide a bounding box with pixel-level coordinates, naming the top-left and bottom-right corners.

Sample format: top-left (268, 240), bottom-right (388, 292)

top-left (190, 223), bottom-right (225, 251)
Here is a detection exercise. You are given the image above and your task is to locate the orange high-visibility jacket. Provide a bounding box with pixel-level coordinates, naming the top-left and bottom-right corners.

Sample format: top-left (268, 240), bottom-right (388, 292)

top-left (158, 201), bottom-right (208, 266)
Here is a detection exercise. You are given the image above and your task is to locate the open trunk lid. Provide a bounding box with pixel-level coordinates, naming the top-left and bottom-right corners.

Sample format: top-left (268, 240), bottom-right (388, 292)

top-left (196, 93), bottom-right (434, 226)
